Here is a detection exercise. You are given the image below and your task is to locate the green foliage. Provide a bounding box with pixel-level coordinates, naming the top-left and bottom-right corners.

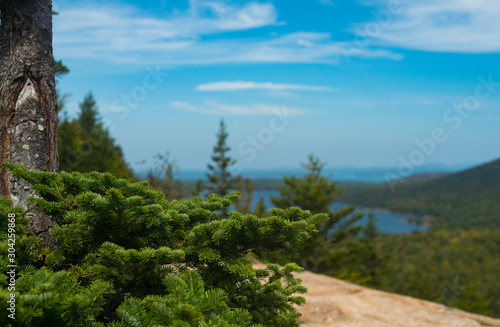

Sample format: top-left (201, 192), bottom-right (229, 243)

top-left (0, 162), bottom-right (330, 326)
top-left (78, 93), bottom-right (100, 133)
top-left (338, 157), bottom-right (500, 315)
top-left (270, 155), bottom-right (363, 273)
top-left (59, 93), bottom-right (134, 179)
top-left (109, 270), bottom-right (256, 327)
top-left (54, 60), bottom-right (69, 79)
top-left (377, 229), bottom-right (500, 318)
top-left (0, 270), bottom-right (112, 327)
top-left (342, 157), bottom-right (500, 230)
top-left (329, 213), bottom-right (389, 287)
top-left (254, 197), bottom-right (267, 218)
top-left (0, 198), bottom-right (42, 273)
top-left (205, 119), bottom-right (237, 197)
top-left (359, 213), bottom-right (389, 287)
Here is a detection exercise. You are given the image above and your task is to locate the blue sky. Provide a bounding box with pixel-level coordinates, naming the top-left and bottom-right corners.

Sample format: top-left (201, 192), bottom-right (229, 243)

top-left (53, 0), bottom-right (500, 173)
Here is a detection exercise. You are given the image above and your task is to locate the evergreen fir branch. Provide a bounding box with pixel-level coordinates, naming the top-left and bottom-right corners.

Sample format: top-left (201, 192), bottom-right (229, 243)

top-left (0, 165), bottom-right (332, 326)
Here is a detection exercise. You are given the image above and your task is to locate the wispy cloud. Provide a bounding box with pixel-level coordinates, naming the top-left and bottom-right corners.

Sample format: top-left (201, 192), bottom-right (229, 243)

top-left (55, 2), bottom-right (277, 38)
top-left (53, 2), bottom-right (402, 66)
top-left (364, 0), bottom-right (500, 53)
top-left (171, 100), bottom-right (308, 115)
top-left (54, 2), bottom-right (277, 60)
top-left (196, 81), bottom-right (337, 92)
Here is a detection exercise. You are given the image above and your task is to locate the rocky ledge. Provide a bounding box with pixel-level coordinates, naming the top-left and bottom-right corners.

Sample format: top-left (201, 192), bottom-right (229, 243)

top-left (296, 269), bottom-right (500, 327)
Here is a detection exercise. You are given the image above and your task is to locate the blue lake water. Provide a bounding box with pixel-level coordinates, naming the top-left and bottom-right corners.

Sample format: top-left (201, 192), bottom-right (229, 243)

top-left (238, 190), bottom-right (427, 234)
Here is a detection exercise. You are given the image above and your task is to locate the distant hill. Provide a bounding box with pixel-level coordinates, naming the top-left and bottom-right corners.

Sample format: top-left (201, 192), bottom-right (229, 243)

top-left (399, 172), bottom-right (449, 183)
top-left (341, 157), bottom-right (500, 230)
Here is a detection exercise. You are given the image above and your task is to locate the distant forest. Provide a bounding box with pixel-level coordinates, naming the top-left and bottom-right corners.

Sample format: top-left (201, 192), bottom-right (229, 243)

top-left (341, 157), bottom-right (500, 230)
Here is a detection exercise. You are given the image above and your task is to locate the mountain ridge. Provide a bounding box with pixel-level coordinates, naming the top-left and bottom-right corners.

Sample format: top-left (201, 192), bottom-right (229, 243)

top-left (341, 157), bottom-right (500, 230)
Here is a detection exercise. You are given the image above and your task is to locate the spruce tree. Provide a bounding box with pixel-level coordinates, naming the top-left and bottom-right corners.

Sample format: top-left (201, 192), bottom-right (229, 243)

top-left (59, 93), bottom-right (134, 180)
top-left (270, 155), bottom-right (363, 272)
top-left (0, 162), bottom-right (330, 326)
top-left (330, 213), bottom-right (389, 287)
top-left (78, 94), bottom-right (100, 134)
top-left (358, 213), bottom-right (389, 287)
top-left (206, 119), bottom-right (237, 197)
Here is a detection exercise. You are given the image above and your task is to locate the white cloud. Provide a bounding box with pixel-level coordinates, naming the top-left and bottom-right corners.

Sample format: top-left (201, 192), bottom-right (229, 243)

top-left (54, 2), bottom-right (277, 59)
top-left (171, 100), bottom-right (308, 116)
top-left (57, 2), bottom-right (277, 36)
top-left (53, 3), bottom-right (402, 66)
top-left (196, 81), bottom-right (337, 92)
top-left (365, 0), bottom-right (500, 53)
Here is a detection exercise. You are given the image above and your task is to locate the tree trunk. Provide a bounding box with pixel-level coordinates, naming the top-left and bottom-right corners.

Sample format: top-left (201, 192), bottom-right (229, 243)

top-left (0, 0), bottom-right (58, 246)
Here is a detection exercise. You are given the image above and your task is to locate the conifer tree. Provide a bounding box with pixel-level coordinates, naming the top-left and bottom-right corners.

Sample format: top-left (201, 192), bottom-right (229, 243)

top-left (206, 119), bottom-right (237, 197)
top-left (359, 213), bottom-right (389, 287)
top-left (254, 197), bottom-right (267, 218)
top-left (78, 93), bottom-right (100, 134)
top-left (59, 93), bottom-right (134, 180)
top-left (330, 213), bottom-right (389, 287)
top-left (271, 155), bottom-right (363, 272)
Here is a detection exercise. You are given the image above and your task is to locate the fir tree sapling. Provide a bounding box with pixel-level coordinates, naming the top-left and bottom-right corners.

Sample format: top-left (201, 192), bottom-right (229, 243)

top-left (0, 162), bottom-right (329, 326)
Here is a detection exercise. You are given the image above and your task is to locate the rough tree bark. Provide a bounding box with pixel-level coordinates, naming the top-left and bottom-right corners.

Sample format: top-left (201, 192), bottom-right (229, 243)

top-left (0, 0), bottom-right (58, 246)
